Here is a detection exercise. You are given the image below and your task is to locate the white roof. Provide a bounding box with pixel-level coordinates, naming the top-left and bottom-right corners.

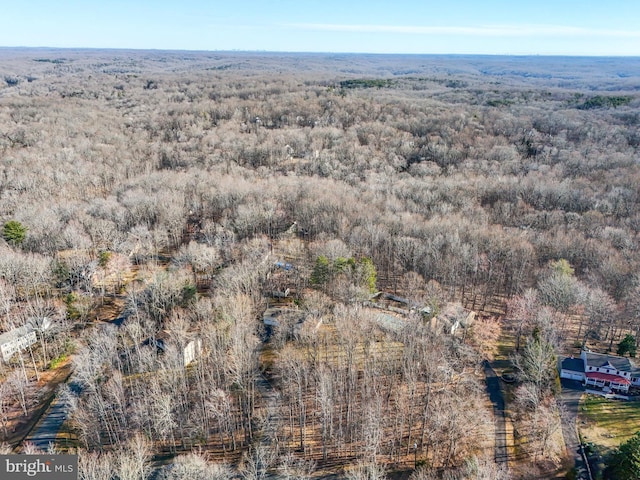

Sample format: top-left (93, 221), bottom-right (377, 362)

top-left (0, 325), bottom-right (35, 345)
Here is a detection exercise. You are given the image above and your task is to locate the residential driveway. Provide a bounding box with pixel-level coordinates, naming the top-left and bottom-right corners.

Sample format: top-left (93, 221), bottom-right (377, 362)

top-left (483, 360), bottom-right (508, 467)
top-left (22, 377), bottom-right (81, 452)
top-left (560, 378), bottom-right (590, 480)
top-left (256, 371), bottom-right (281, 449)
top-left (24, 393), bottom-right (70, 451)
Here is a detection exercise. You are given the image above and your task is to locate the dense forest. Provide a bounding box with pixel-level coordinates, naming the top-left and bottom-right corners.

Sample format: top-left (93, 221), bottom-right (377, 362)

top-left (0, 49), bottom-right (639, 479)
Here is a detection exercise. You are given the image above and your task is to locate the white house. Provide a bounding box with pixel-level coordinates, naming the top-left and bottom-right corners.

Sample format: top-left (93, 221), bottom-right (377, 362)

top-left (560, 350), bottom-right (640, 393)
top-left (0, 325), bottom-right (37, 362)
top-left (181, 338), bottom-right (202, 367)
top-left (154, 331), bottom-right (202, 367)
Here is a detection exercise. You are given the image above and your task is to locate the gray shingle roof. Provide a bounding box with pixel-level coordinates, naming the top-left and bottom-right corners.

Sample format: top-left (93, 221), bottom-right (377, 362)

top-left (584, 351), bottom-right (637, 373)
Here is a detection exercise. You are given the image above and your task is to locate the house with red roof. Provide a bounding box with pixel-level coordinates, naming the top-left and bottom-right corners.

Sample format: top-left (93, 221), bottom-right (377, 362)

top-left (560, 350), bottom-right (640, 393)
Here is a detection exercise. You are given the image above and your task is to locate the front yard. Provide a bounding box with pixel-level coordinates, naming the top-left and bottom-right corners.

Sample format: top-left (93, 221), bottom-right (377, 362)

top-left (579, 395), bottom-right (640, 455)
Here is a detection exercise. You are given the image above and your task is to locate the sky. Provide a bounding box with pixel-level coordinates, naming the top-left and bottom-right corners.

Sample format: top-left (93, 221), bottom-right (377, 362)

top-left (1, 0), bottom-right (639, 56)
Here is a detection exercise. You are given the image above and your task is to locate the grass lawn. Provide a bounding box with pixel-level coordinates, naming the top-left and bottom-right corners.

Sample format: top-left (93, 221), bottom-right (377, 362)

top-left (579, 395), bottom-right (640, 454)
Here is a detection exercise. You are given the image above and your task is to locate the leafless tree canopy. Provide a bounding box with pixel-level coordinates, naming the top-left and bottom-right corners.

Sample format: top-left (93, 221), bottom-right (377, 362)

top-left (1, 49), bottom-right (639, 478)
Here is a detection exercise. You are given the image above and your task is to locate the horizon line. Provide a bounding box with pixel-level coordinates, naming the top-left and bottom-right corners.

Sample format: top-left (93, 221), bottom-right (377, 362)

top-left (1, 46), bottom-right (639, 58)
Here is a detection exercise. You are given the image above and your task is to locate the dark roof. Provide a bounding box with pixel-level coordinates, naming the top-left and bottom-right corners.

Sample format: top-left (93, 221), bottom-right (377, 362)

top-left (561, 357), bottom-right (585, 373)
top-left (584, 351), bottom-right (638, 373)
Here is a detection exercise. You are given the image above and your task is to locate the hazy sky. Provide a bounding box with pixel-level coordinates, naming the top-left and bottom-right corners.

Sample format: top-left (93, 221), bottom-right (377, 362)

top-left (2, 0), bottom-right (639, 55)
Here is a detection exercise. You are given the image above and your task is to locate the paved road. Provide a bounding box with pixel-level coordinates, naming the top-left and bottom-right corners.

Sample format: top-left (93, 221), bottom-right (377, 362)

top-left (560, 378), bottom-right (590, 480)
top-left (483, 360), bottom-right (508, 467)
top-left (24, 391), bottom-right (70, 451)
